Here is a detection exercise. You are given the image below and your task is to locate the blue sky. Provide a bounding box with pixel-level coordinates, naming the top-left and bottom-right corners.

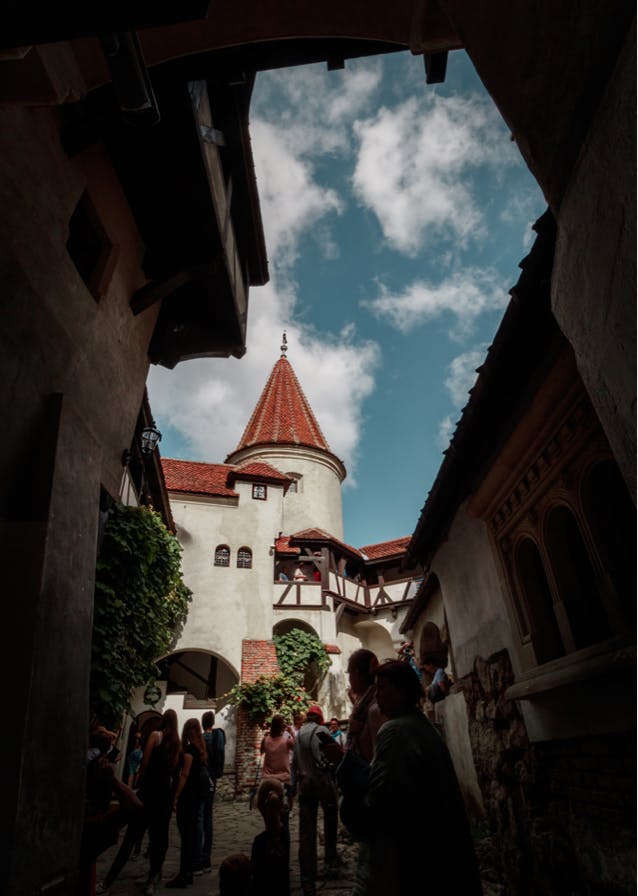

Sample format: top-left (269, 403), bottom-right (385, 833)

top-left (147, 49), bottom-right (545, 548)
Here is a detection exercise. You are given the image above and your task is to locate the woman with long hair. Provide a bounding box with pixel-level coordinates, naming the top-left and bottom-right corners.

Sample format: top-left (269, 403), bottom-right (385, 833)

top-left (345, 648), bottom-right (385, 762)
top-left (137, 709), bottom-right (182, 895)
top-left (166, 717), bottom-right (209, 888)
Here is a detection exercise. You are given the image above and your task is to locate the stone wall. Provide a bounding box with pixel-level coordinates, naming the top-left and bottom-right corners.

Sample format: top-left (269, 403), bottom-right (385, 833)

top-left (460, 650), bottom-right (635, 894)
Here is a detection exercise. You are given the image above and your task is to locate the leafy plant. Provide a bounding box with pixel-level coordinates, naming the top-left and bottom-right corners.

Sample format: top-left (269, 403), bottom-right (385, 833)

top-left (275, 628), bottom-right (331, 691)
top-left (90, 503), bottom-right (192, 728)
top-left (227, 628), bottom-right (330, 723)
top-left (227, 673), bottom-right (311, 724)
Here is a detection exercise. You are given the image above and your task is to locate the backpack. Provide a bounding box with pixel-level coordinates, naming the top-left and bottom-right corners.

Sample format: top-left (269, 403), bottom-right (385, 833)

top-left (198, 762), bottom-right (214, 800)
top-left (205, 728), bottom-right (226, 780)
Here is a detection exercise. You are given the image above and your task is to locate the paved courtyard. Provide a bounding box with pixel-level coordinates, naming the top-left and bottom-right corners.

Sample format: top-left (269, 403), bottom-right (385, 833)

top-left (96, 789), bottom-right (503, 895)
top-left (96, 792), bottom-right (359, 896)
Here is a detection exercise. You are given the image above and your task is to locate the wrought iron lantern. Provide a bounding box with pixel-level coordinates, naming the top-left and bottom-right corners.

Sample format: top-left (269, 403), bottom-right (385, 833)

top-left (140, 423), bottom-right (162, 455)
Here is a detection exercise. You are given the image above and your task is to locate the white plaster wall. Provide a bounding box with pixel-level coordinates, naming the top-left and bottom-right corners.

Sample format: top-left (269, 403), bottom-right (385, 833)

top-left (228, 445), bottom-right (345, 539)
top-left (272, 608), bottom-right (338, 643)
top-left (170, 483), bottom-right (285, 674)
top-left (437, 691), bottom-right (485, 818)
top-left (429, 502), bottom-right (521, 677)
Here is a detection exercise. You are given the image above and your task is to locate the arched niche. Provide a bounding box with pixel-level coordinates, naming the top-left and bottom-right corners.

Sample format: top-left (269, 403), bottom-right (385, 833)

top-left (515, 537), bottom-right (564, 664)
top-left (545, 505), bottom-right (610, 650)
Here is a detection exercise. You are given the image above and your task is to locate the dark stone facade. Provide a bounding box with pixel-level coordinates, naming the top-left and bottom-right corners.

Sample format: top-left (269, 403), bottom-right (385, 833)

top-left (460, 651), bottom-right (635, 895)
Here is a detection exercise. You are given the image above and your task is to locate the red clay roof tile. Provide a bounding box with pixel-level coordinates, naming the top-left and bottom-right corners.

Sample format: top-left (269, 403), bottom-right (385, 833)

top-left (233, 356), bottom-right (331, 453)
top-left (230, 461), bottom-right (292, 485)
top-left (162, 458), bottom-right (237, 497)
top-left (162, 458), bottom-right (293, 497)
top-left (359, 536), bottom-right (412, 560)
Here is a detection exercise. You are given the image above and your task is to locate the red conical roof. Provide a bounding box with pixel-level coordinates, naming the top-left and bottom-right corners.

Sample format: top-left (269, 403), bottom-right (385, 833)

top-left (233, 355), bottom-right (331, 453)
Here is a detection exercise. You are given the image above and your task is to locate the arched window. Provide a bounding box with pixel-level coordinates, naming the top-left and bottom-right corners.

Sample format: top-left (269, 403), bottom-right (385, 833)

top-left (214, 545), bottom-right (230, 567)
top-left (515, 537), bottom-right (564, 664)
top-left (237, 547), bottom-right (252, 569)
top-left (582, 460), bottom-right (636, 626)
top-left (545, 505), bottom-right (610, 650)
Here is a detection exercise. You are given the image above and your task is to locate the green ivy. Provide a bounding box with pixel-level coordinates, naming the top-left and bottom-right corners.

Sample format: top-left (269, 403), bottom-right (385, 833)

top-left (90, 503), bottom-right (192, 729)
top-left (227, 673), bottom-right (311, 724)
top-left (274, 629), bottom-right (331, 680)
top-left (227, 628), bottom-right (330, 723)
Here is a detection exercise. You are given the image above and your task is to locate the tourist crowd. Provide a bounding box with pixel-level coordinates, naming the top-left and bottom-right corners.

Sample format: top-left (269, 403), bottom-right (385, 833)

top-left (82, 647), bottom-right (481, 896)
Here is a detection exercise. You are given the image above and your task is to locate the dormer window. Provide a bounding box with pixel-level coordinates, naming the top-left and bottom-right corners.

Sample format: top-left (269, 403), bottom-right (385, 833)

top-left (252, 484), bottom-right (267, 500)
top-left (214, 545), bottom-right (230, 567)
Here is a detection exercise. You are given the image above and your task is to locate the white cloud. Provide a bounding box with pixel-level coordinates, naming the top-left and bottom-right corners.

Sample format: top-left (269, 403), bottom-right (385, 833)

top-left (444, 345), bottom-right (488, 407)
top-left (251, 120), bottom-right (343, 273)
top-left (361, 268), bottom-right (508, 339)
top-left (436, 414), bottom-right (456, 451)
top-left (252, 60), bottom-right (383, 158)
top-left (352, 93), bottom-right (518, 255)
top-left (434, 345), bottom-right (489, 452)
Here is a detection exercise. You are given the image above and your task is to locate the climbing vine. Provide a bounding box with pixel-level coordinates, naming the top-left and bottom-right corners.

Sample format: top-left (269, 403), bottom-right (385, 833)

top-left (90, 503), bottom-right (192, 729)
top-left (227, 628), bottom-right (330, 723)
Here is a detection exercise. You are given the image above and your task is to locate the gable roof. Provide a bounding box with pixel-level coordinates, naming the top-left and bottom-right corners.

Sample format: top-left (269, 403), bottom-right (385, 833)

top-left (232, 355), bottom-right (332, 454)
top-left (359, 536), bottom-right (412, 561)
top-left (162, 457), bottom-right (290, 497)
top-left (229, 461), bottom-right (292, 487)
top-left (288, 527), bottom-right (364, 560)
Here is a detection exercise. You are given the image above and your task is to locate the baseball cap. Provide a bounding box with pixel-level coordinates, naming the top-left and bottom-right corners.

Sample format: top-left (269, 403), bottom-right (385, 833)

top-left (306, 704), bottom-right (324, 725)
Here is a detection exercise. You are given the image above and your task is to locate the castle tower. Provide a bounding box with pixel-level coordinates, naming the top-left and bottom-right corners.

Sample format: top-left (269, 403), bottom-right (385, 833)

top-left (225, 335), bottom-right (346, 539)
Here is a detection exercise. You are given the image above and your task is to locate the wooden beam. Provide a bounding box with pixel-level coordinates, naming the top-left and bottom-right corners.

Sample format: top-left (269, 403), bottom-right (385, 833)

top-left (130, 270), bottom-right (192, 315)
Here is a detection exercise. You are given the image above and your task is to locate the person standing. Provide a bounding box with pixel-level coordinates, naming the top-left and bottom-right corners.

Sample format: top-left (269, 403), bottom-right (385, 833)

top-left (345, 649), bottom-right (385, 762)
top-left (197, 709), bottom-right (225, 875)
top-left (137, 709), bottom-right (182, 895)
top-left (328, 718), bottom-right (346, 748)
top-left (292, 705), bottom-right (340, 896)
top-left (353, 661), bottom-right (482, 895)
top-left (319, 650), bottom-right (386, 882)
top-left (260, 714), bottom-right (294, 814)
top-left (421, 653), bottom-right (451, 703)
top-left (166, 717), bottom-right (208, 888)
top-left (123, 732), bottom-right (144, 787)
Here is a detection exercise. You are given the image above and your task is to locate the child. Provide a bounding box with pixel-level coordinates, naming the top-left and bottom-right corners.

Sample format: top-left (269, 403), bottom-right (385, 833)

top-left (251, 777), bottom-right (290, 895)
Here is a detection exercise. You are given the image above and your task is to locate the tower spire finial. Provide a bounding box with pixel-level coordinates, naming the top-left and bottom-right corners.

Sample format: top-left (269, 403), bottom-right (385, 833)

top-left (280, 331), bottom-right (288, 358)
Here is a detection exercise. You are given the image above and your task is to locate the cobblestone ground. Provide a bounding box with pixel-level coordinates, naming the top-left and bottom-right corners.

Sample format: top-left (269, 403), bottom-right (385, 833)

top-left (96, 792), bottom-right (359, 896)
top-left (96, 793), bottom-right (503, 895)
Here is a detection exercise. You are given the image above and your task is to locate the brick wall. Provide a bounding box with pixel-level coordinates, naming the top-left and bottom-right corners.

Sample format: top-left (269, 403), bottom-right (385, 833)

top-left (234, 640), bottom-right (280, 794)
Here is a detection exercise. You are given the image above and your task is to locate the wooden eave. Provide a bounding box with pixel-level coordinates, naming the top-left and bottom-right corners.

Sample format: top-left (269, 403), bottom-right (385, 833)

top-left (61, 70), bottom-right (264, 368)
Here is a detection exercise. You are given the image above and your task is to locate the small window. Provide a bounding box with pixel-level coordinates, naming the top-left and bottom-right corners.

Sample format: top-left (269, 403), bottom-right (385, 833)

top-left (66, 191), bottom-right (115, 301)
top-left (237, 547), bottom-right (253, 569)
top-left (252, 484), bottom-right (267, 500)
top-left (285, 472), bottom-right (302, 493)
top-left (214, 545), bottom-right (230, 567)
